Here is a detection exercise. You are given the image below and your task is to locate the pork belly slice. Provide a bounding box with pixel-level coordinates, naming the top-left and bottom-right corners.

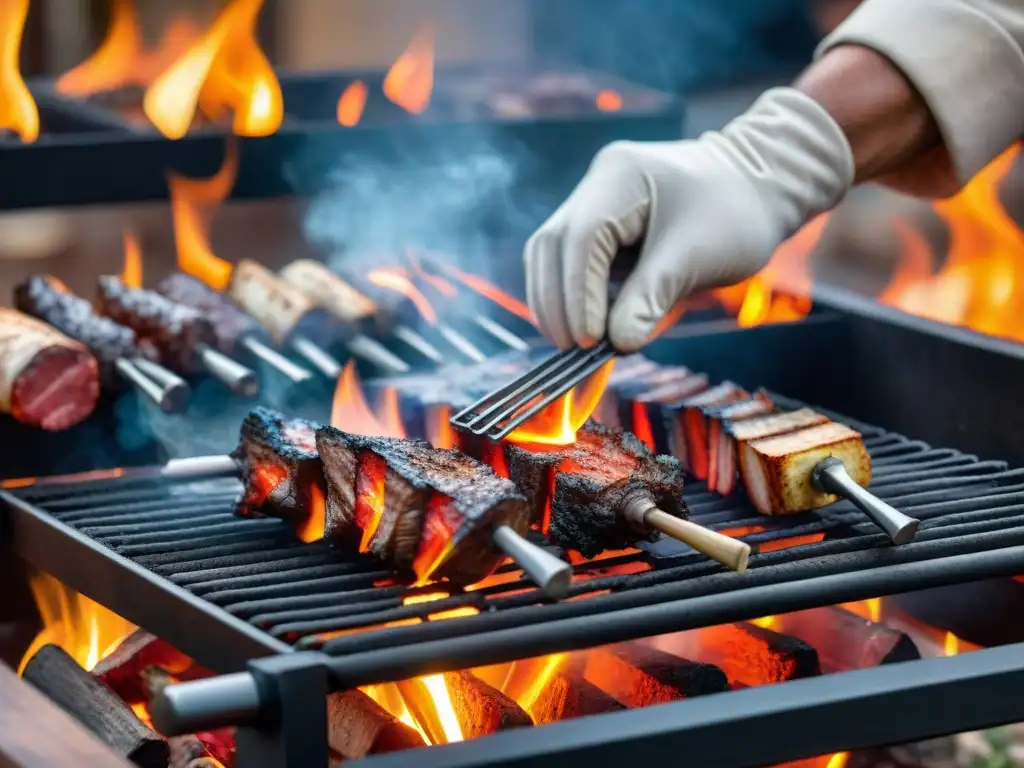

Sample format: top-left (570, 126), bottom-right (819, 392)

top-left (595, 364), bottom-right (689, 428)
top-left (739, 422), bottom-right (871, 515)
top-left (502, 423), bottom-right (688, 557)
top-left (666, 381), bottom-right (748, 480)
top-left (230, 406), bottom-right (326, 539)
top-left (316, 426), bottom-right (531, 585)
top-left (705, 394), bottom-right (776, 495)
top-left (726, 407), bottom-right (829, 444)
top-left (631, 373), bottom-right (710, 454)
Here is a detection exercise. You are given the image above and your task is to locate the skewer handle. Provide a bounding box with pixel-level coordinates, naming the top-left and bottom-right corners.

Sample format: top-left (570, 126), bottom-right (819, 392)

top-left (437, 322), bottom-right (487, 363)
top-left (493, 524), bottom-right (571, 599)
top-left (161, 455), bottom-right (240, 479)
top-left (120, 358), bottom-right (190, 413)
top-left (812, 457), bottom-right (920, 545)
top-left (198, 343), bottom-right (259, 397)
top-left (345, 333), bottom-right (411, 374)
top-left (392, 324), bottom-right (444, 364)
top-left (240, 336), bottom-right (314, 384)
top-left (289, 335), bottom-right (342, 379)
top-left (629, 500), bottom-right (750, 573)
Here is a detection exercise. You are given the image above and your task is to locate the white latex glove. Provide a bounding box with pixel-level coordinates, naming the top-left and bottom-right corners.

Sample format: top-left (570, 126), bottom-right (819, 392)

top-left (524, 87), bottom-right (856, 351)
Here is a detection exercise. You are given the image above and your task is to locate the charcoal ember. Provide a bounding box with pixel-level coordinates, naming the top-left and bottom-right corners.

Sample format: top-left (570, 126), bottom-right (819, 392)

top-left (502, 422), bottom-right (687, 557)
top-left (444, 671), bottom-right (533, 738)
top-left (157, 273), bottom-right (262, 357)
top-left (97, 275), bottom-right (216, 373)
top-left (15, 274), bottom-right (149, 386)
top-left (317, 425), bottom-right (531, 584)
top-left (529, 667), bottom-right (625, 724)
top-left (583, 643), bottom-right (729, 707)
top-left (91, 631), bottom-right (199, 704)
top-left (231, 406), bottom-right (325, 533)
top-left (327, 689), bottom-right (425, 759)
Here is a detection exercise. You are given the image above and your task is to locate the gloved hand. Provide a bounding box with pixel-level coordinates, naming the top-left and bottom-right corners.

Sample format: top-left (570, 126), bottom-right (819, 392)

top-left (524, 87), bottom-right (855, 351)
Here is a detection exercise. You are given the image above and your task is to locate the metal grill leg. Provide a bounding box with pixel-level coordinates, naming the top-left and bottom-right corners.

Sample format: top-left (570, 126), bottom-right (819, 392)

top-left (236, 653), bottom-right (329, 768)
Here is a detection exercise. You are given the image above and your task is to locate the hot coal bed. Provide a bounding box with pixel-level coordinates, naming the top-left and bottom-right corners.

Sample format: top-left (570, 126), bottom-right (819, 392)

top-left (4, 300), bottom-right (1024, 767)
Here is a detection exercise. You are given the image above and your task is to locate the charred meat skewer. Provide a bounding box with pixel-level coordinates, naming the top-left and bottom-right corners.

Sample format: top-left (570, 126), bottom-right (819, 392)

top-left (15, 276), bottom-right (188, 413)
top-left (97, 276), bottom-right (258, 396)
top-left (157, 273), bottom-right (313, 386)
top-left (462, 423), bottom-right (751, 572)
top-left (0, 307), bottom-right (100, 430)
top-left (230, 407), bottom-right (568, 594)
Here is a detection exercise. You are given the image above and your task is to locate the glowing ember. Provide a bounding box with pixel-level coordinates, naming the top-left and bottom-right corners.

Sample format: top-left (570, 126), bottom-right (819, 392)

top-left (595, 90), bottom-right (623, 112)
top-left (120, 231), bottom-right (143, 289)
top-left (56, 0), bottom-right (201, 96)
top-left (826, 753), bottom-right (849, 768)
top-left (366, 266), bottom-right (439, 325)
top-left (144, 0), bottom-right (282, 139)
top-left (944, 631), bottom-right (960, 657)
top-left (0, 0), bottom-right (39, 142)
top-left (383, 23), bottom-right (436, 115)
top-left (506, 360), bottom-right (616, 446)
top-left (337, 79), bottom-right (368, 127)
top-left (168, 138), bottom-right (237, 291)
top-left (295, 481), bottom-right (326, 543)
top-left (355, 452), bottom-right (388, 553)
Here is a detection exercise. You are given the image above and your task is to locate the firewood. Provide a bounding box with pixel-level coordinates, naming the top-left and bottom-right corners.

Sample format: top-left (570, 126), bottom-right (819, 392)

top-left (327, 689), bottom-right (425, 759)
top-left (444, 671), bottom-right (533, 738)
top-left (21, 645), bottom-right (169, 768)
top-left (92, 630), bottom-right (198, 705)
top-left (583, 644), bottom-right (728, 707)
top-left (529, 670), bottom-right (625, 725)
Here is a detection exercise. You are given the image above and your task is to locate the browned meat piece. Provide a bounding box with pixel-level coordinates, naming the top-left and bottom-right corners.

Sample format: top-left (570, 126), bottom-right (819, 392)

top-left (740, 422), bottom-right (871, 515)
top-left (493, 422), bottom-right (688, 557)
top-left (728, 408), bottom-right (829, 444)
top-left (316, 426), bottom-right (531, 584)
top-left (230, 406), bottom-right (326, 541)
top-left (664, 381), bottom-right (749, 479)
top-left (705, 393), bottom-right (776, 495)
top-left (97, 275), bottom-right (215, 374)
top-left (157, 273), bottom-right (263, 356)
top-left (278, 259), bottom-right (389, 336)
top-left (0, 307), bottom-right (99, 431)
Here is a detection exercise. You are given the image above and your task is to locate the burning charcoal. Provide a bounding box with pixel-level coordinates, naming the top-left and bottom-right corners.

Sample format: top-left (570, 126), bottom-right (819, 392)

top-left (231, 406), bottom-right (326, 539)
top-left (327, 689), bottom-right (425, 759)
top-left (665, 381), bottom-right (749, 479)
top-left (0, 307), bottom-right (99, 431)
top-left (650, 622), bottom-right (820, 688)
top-left (583, 643), bottom-right (729, 707)
top-left (740, 422), bottom-right (871, 515)
top-left (444, 671), bottom-right (533, 738)
top-left (705, 393), bottom-right (776, 495)
top-left (317, 426), bottom-right (533, 584)
top-left (529, 667), bottom-right (625, 725)
top-left (91, 630), bottom-right (199, 705)
top-left (21, 644), bottom-right (169, 768)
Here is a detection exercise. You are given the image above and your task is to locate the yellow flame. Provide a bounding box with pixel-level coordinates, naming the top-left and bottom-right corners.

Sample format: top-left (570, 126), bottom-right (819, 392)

top-left (0, 0), bottom-right (39, 142)
top-left (420, 674), bottom-right (464, 743)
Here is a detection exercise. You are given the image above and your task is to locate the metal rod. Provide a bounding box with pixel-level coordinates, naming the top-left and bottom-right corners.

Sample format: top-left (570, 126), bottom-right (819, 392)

top-left (151, 672), bottom-right (260, 736)
top-left (492, 525), bottom-right (571, 599)
top-left (197, 343), bottom-right (259, 397)
top-left (471, 313), bottom-right (530, 351)
top-left (630, 502), bottom-right (750, 572)
top-left (812, 457), bottom-right (920, 545)
top-left (345, 333), bottom-right (410, 374)
top-left (288, 335), bottom-right (342, 379)
top-left (160, 455), bottom-right (239, 480)
top-left (240, 336), bottom-right (313, 384)
top-left (436, 322), bottom-right (487, 363)
top-left (391, 324), bottom-right (444, 364)
top-left (119, 358), bottom-right (190, 413)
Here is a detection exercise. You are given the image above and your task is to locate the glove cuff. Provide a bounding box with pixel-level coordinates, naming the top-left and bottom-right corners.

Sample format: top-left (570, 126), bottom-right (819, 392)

top-left (705, 87), bottom-right (855, 238)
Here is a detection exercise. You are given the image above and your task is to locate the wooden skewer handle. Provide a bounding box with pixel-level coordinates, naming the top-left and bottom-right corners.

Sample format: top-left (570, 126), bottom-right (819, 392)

top-left (627, 500), bottom-right (750, 573)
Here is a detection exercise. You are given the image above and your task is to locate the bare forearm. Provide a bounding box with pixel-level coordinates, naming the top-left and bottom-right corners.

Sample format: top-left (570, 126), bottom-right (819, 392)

top-left (794, 44), bottom-right (942, 184)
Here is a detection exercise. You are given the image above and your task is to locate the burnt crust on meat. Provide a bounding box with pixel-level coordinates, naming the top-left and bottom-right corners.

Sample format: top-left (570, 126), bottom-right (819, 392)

top-left (231, 406), bottom-right (325, 524)
top-left (157, 273), bottom-right (262, 356)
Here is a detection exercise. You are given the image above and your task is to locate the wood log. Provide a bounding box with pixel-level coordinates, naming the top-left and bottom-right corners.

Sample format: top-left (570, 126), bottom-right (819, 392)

top-left (92, 630), bottom-right (199, 705)
top-left (772, 607), bottom-right (920, 672)
top-left (529, 670), bottom-right (625, 725)
top-left (444, 671), bottom-right (533, 739)
top-left (583, 644), bottom-right (728, 707)
top-left (20, 645), bottom-right (169, 768)
top-left (327, 689), bottom-right (425, 759)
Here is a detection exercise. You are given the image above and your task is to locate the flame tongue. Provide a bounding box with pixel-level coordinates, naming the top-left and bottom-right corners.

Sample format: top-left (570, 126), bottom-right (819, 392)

top-left (120, 231), bottom-right (143, 288)
top-left (0, 0), bottom-right (39, 143)
top-left (506, 360), bottom-right (616, 446)
top-left (384, 23), bottom-right (436, 116)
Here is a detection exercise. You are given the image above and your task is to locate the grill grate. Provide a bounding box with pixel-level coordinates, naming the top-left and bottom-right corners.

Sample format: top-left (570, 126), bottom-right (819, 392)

top-left (6, 394), bottom-right (1024, 674)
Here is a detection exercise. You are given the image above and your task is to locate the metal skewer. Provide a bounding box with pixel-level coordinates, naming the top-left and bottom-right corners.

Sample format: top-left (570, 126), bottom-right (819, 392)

top-left (812, 457), bottom-right (920, 545)
top-left (392, 324), bottom-right (445, 364)
top-left (197, 343), bottom-right (259, 397)
top-left (624, 498), bottom-right (751, 572)
top-left (122, 358), bottom-right (191, 413)
top-left (288, 335), bottom-right (344, 379)
top-left (492, 525), bottom-right (571, 598)
top-left (238, 336), bottom-right (313, 385)
top-left (471, 313), bottom-right (530, 352)
top-left (436, 322), bottom-right (487, 363)
top-left (345, 333), bottom-right (411, 375)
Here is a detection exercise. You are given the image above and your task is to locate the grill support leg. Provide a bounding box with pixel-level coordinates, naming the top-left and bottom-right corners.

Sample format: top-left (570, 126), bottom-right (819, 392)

top-left (236, 653), bottom-right (329, 768)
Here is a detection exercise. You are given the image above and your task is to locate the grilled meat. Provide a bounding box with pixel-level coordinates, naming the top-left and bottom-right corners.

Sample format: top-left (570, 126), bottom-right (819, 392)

top-left (628, 372), bottom-right (711, 454)
top-left (727, 408), bottom-right (829, 444)
top-left (157, 273), bottom-right (263, 357)
top-left (227, 259), bottom-right (335, 346)
top-left (666, 381), bottom-right (749, 479)
top-left (97, 276), bottom-right (215, 373)
top-left (0, 307), bottom-right (99, 431)
top-left (317, 426), bottom-right (531, 584)
top-left (740, 422), bottom-right (870, 515)
top-left (278, 259), bottom-right (388, 336)
top-left (705, 393), bottom-right (776, 495)
top-left (596, 364), bottom-right (691, 429)
top-left (231, 406), bottom-right (325, 537)
top-left (494, 423), bottom-right (688, 557)
top-left (16, 275), bottom-right (149, 386)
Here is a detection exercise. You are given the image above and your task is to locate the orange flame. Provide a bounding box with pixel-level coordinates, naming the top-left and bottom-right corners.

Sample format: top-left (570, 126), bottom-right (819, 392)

top-left (18, 571), bottom-right (136, 675)
top-left (120, 231), bottom-right (143, 289)
top-left (366, 266), bottom-right (438, 325)
top-left (879, 145), bottom-right (1024, 340)
top-left (336, 79), bottom-right (368, 127)
top-left (331, 360), bottom-right (405, 438)
top-left (144, 0), bottom-right (282, 139)
top-left (0, 0), bottom-right (39, 143)
top-left (383, 23), bottom-right (435, 115)
top-left (168, 139), bottom-right (237, 291)
top-left (595, 90), bottom-right (623, 112)
top-left (56, 0), bottom-right (202, 97)
top-left (506, 359), bottom-right (616, 446)
top-left (420, 257), bottom-right (535, 325)
top-left (825, 753), bottom-right (849, 768)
